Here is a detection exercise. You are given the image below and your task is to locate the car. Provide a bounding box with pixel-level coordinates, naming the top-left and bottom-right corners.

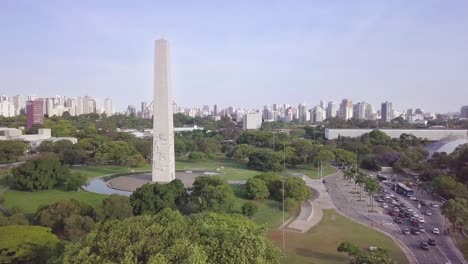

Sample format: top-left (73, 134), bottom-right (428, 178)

top-left (377, 198), bottom-right (384, 202)
top-left (411, 228), bottom-right (421, 235)
top-left (419, 226), bottom-right (426, 233)
top-left (391, 200), bottom-right (398, 205)
top-left (393, 207), bottom-right (400, 212)
top-left (394, 217), bottom-right (403, 224)
top-left (402, 228), bottom-right (411, 235)
top-left (388, 211), bottom-right (396, 216)
top-left (420, 201), bottom-right (427, 206)
top-left (412, 221), bottom-right (420, 227)
top-left (418, 217), bottom-right (425, 223)
top-left (428, 238), bottom-right (436, 246)
top-left (381, 203), bottom-right (388, 209)
top-left (430, 203), bottom-right (439, 208)
top-left (407, 208), bottom-right (413, 212)
top-left (420, 242), bottom-right (430, 250)
top-left (409, 196), bottom-right (417, 201)
top-left (394, 197), bottom-right (399, 202)
top-left (398, 213), bottom-right (405, 218)
top-left (389, 193), bottom-right (395, 198)
top-left (413, 213), bottom-right (419, 218)
top-left (432, 228), bottom-right (440, 234)
top-left (426, 210), bottom-right (432, 216)
top-left (405, 212), bottom-right (412, 218)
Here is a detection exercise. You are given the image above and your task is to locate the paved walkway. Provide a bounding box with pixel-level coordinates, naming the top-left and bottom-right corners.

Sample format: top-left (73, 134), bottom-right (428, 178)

top-left (286, 173), bottom-right (336, 233)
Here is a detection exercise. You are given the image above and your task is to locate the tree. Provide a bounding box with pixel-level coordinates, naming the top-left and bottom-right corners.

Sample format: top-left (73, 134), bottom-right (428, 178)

top-left (0, 225), bottom-right (61, 264)
top-left (65, 172), bottom-right (87, 191)
top-left (191, 176), bottom-right (235, 213)
top-left (0, 213), bottom-right (29, 227)
top-left (0, 140), bottom-right (27, 163)
top-left (355, 171), bottom-right (366, 201)
top-left (60, 209), bottom-right (280, 264)
top-left (441, 198), bottom-right (468, 231)
top-left (35, 199), bottom-right (96, 241)
top-left (242, 201), bottom-right (258, 217)
top-left (364, 177), bottom-right (380, 212)
top-left (254, 172), bottom-right (282, 194)
top-left (334, 148), bottom-right (357, 166)
top-left (96, 194), bottom-right (133, 221)
top-left (283, 177), bottom-right (311, 202)
top-left (247, 149), bottom-right (283, 172)
top-left (245, 178), bottom-right (270, 200)
top-left (130, 179), bottom-right (187, 215)
top-left (95, 141), bottom-right (145, 166)
top-left (188, 151), bottom-right (207, 160)
top-left (231, 144), bottom-right (254, 164)
top-left (368, 130), bottom-right (391, 145)
top-left (11, 156), bottom-right (70, 191)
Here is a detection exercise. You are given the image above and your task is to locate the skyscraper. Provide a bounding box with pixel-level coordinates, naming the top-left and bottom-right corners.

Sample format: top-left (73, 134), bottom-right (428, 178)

top-left (326, 101), bottom-right (337, 119)
top-left (26, 99), bottom-right (44, 129)
top-left (152, 39), bottom-right (175, 183)
top-left (460, 106), bottom-right (468, 119)
top-left (104, 98), bottom-right (113, 116)
top-left (340, 99), bottom-right (353, 120)
top-left (12, 95), bottom-right (25, 116)
top-left (381, 101), bottom-right (393, 122)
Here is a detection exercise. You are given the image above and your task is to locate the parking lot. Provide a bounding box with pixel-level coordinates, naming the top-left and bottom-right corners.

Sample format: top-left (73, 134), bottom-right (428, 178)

top-left (325, 171), bottom-right (467, 264)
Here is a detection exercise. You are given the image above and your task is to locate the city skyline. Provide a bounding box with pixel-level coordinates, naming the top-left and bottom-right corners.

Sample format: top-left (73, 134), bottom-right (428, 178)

top-left (1, 1), bottom-right (468, 113)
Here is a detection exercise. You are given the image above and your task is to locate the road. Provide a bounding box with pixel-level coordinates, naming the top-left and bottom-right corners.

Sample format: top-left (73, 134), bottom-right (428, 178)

top-left (324, 172), bottom-right (466, 264)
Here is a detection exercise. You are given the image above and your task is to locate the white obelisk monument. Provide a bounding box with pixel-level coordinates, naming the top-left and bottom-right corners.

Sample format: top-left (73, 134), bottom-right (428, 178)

top-left (152, 39), bottom-right (175, 182)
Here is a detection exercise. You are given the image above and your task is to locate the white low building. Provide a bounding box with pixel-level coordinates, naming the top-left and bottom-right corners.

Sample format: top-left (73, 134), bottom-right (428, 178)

top-left (325, 128), bottom-right (468, 141)
top-left (0, 127), bottom-right (77, 148)
top-left (243, 113), bottom-right (262, 130)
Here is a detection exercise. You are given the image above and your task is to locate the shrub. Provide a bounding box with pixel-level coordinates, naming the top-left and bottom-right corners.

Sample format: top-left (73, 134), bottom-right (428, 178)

top-left (188, 151), bottom-right (207, 160)
top-left (241, 202), bottom-right (258, 217)
top-left (66, 173), bottom-right (87, 191)
top-left (245, 178), bottom-right (269, 200)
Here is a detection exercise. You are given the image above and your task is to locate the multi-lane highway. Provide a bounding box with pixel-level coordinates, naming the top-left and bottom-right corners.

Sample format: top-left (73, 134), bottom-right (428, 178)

top-left (324, 172), bottom-right (466, 264)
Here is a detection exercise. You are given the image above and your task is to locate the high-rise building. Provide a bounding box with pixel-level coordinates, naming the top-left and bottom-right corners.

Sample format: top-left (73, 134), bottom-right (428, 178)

top-left (381, 101), bottom-right (393, 122)
top-left (65, 98), bottom-right (77, 116)
top-left (0, 100), bottom-right (15, 117)
top-left (104, 98), bottom-right (113, 116)
top-left (354, 102), bottom-right (367, 120)
top-left (243, 112), bottom-right (262, 130)
top-left (76, 97), bottom-right (84, 116)
top-left (460, 106), bottom-right (468, 119)
top-left (26, 99), bottom-right (44, 129)
top-left (326, 101), bottom-right (337, 119)
top-left (340, 99), bottom-right (353, 120)
top-left (12, 95), bottom-right (25, 116)
top-left (298, 103), bottom-right (309, 123)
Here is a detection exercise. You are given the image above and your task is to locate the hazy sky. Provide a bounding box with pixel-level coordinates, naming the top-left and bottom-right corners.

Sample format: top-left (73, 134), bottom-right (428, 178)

top-left (1, 0), bottom-right (467, 113)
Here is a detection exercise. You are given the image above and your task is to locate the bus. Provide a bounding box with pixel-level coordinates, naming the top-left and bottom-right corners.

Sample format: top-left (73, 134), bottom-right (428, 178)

top-left (396, 183), bottom-right (414, 197)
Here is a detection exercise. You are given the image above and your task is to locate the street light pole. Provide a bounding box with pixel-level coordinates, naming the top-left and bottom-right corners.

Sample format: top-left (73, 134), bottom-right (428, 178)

top-left (282, 179), bottom-right (285, 256)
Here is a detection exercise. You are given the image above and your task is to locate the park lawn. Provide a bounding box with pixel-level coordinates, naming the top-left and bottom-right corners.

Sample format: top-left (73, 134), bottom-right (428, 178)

top-left (176, 157), bottom-right (260, 181)
top-left (3, 189), bottom-right (107, 215)
top-left (70, 164), bottom-right (151, 179)
top-left (230, 184), bottom-right (289, 229)
top-left (269, 209), bottom-right (409, 264)
top-left (285, 165), bottom-right (337, 179)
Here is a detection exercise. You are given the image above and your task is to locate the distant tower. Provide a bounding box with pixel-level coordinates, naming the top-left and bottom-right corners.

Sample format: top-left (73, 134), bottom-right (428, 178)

top-left (26, 99), bottom-right (44, 129)
top-left (381, 101), bottom-right (393, 122)
top-left (152, 39), bottom-right (175, 182)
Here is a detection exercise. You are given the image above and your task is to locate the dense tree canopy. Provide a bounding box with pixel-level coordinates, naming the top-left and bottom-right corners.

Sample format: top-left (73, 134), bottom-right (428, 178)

top-left (60, 209), bottom-right (280, 264)
top-left (0, 225), bottom-right (61, 264)
top-left (191, 176), bottom-right (235, 213)
top-left (130, 179), bottom-right (187, 215)
top-left (12, 156), bottom-right (70, 191)
top-left (0, 140), bottom-right (27, 163)
top-left (245, 178), bottom-right (270, 200)
top-left (96, 194), bottom-right (133, 221)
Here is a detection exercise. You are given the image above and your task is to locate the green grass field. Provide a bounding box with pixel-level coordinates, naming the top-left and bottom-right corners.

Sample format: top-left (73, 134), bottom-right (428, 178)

top-left (70, 164), bottom-right (151, 179)
top-left (230, 184), bottom-right (289, 229)
top-left (285, 165), bottom-right (337, 179)
top-left (176, 157), bottom-right (260, 180)
top-left (268, 209), bottom-right (409, 264)
top-left (3, 189), bottom-right (107, 215)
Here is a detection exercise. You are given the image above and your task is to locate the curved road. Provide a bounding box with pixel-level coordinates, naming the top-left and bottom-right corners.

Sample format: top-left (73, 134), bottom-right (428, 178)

top-left (324, 172), bottom-right (466, 264)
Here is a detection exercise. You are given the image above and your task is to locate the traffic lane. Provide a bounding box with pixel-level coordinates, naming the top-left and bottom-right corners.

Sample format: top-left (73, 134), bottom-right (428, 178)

top-left (397, 193), bottom-right (464, 264)
top-left (326, 176), bottom-right (452, 264)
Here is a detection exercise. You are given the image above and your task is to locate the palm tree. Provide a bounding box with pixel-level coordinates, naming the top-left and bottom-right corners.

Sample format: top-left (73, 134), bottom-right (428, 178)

top-left (355, 171), bottom-right (366, 201)
top-left (364, 177), bottom-right (380, 212)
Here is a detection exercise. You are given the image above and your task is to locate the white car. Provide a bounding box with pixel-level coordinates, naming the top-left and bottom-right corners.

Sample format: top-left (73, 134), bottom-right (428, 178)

top-left (393, 207), bottom-right (400, 212)
top-left (391, 200), bottom-right (398, 205)
top-left (418, 217), bottom-right (425, 223)
top-left (432, 228), bottom-right (440, 234)
top-left (381, 203), bottom-right (388, 209)
top-left (407, 208), bottom-right (413, 212)
top-left (389, 193), bottom-right (395, 198)
top-left (425, 210), bottom-right (432, 216)
top-left (430, 203), bottom-right (439, 208)
top-left (413, 213), bottom-right (419, 218)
